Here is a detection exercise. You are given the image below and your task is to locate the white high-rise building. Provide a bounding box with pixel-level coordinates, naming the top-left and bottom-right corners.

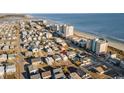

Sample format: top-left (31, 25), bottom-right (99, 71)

top-left (86, 38), bottom-right (108, 54)
top-left (63, 24), bottom-right (74, 37)
top-left (95, 39), bottom-right (108, 54)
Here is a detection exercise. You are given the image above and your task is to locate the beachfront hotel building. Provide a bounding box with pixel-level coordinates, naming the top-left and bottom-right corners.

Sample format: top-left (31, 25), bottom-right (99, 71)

top-left (95, 39), bottom-right (108, 54)
top-left (87, 38), bottom-right (108, 54)
top-left (63, 24), bottom-right (74, 37)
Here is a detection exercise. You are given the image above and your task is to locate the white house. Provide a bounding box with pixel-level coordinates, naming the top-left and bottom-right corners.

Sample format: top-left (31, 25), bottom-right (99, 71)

top-left (66, 51), bottom-right (76, 59)
top-left (31, 57), bottom-right (43, 65)
top-left (60, 54), bottom-right (68, 61)
top-left (53, 55), bottom-right (62, 62)
top-left (8, 54), bottom-right (16, 60)
top-left (0, 54), bottom-right (7, 62)
top-left (0, 66), bottom-right (4, 78)
top-left (55, 38), bottom-right (63, 43)
top-left (70, 72), bottom-right (82, 79)
top-left (32, 48), bottom-right (39, 53)
top-left (45, 32), bottom-right (52, 39)
top-left (45, 57), bottom-right (54, 65)
top-left (6, 64), bottom-right (16, 74)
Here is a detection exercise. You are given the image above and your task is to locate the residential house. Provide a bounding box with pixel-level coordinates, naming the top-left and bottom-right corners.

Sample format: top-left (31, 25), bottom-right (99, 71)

top-left (32, 47), bottom-right (39, 53)
top-left (27, 65), bottom-right (38, 74)
top-left (53, 54), bottom-right (62, 62)
top-left (45, 32), bottom-right (52, 39)
top-left (31, 57), bottom-right (43, 65)
top-left (66, 51), bottom-right (76, 59)
top-left (41, 70), bottom-right (52, 79)
top-left (45, 47), bottom-right (53, 54)
top-left (70, 72), bottom-right (82, 79)
top-left (0, 66), bottom-right (4, 78)
top-left (53, 68), bottom-right (66, 79)
top-left (60, 41), bottom-right (67, 47)
top-left (2, 45), bottom-right (9, 51)
top-left (25, 51), bottom-right (32, 57)
top-left (30, 73), bottom-right (41, 79)
top-left (80, 58), bottom-right (92, 66)
top-left (6, 64), bottom-right (16, 74)
top-left (8, 54), bottom-right (16, 60)
top-left (95, 65), bottom-right (109, 74)
top-left (45, 57), bottom-right (54, 65)
top-left (76, 69), bottom-right (87, 78)
top-left (55, 38), bottom-right (63, 43)
top-left (0, 54), bottom-right (7, 62)
top-left (60, 54), bottom-right (68, 61)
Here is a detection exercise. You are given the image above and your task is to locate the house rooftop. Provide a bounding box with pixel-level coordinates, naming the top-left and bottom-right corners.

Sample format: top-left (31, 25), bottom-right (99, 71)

top-left (30, 73), bottom-right (41, 79)
top-left (42, 71), bottom-right (51, 79)
top-left (55, 73), bottom-right (66, 79)
top-left (31, 57), bottom-right (41, 62)
top-left (53, 68), bottom-right (63, 74)
top-left (70, 72), bottom-right (82, 79)
top-left (95, 65), bottom-right (108, 73)
top-left (27, 65), bottom-right (38, 73)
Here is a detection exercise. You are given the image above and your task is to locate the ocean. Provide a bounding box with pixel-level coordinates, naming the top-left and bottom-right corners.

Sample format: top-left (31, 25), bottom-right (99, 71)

top-left (32, 13), bottom-right (124, 42)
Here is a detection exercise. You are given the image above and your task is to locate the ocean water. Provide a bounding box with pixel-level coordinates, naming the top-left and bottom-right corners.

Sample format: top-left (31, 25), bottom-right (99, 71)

top-left (32, 14), bottom-right (124, 42)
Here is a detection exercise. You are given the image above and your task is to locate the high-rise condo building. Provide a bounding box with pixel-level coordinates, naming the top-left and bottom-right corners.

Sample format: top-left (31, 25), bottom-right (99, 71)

top-left (63, 24), bottom-right (74, 37)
